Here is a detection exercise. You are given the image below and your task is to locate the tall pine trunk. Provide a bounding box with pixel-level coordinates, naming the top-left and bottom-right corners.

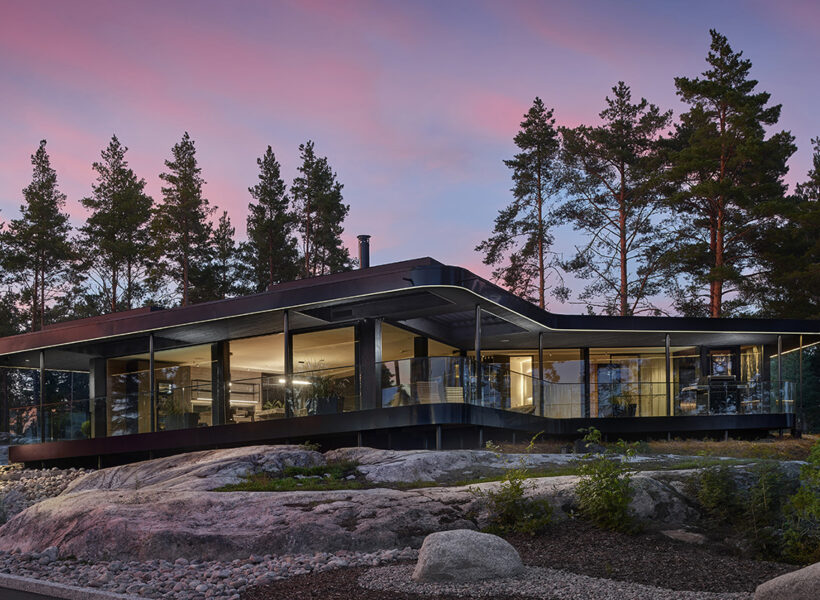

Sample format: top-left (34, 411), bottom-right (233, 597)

top-left (619, 170), bottom-right (628, 316)
top-left (536, 170), bottom-right (545, 309)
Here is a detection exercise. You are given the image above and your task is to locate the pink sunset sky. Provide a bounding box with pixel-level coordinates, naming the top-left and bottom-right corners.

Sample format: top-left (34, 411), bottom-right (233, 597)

top-left (1, 0), bottom-right (819, 312)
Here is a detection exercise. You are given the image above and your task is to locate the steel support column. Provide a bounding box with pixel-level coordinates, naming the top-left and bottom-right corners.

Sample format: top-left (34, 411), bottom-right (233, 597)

top-left (149, 333), bottom-right (156, 431)
top-left (39, 350), bottom-right (45, 443)
top-left (665, 333), bottom-right (672, 416)
top-left (582, 347), bottom-right (590, 418)
top-left (798, 334), bottom-right (804, 433)
top-left (474, 305), bottom-right (482, 404)
top-left (283, 310), bottom-right (293, 416)
top-left (777, 335), bottom-right (783, 409)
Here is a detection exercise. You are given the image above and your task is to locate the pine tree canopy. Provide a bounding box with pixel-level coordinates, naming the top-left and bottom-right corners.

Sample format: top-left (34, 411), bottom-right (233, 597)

top-left (665, 29), bottom-right (796, 317)
top-left (1, 140), bottom-right (74, 331)
top-left (154, 132), bottom-right (215, 306)
top-left (291, 140), bottom-right (352, 278)
top-left (243, 145), bottom-right (299, 291)
top-left (753, 137), bottom-right (820, 319)
top-left (476, 97), bottom-right (564, 309)
top-left (80, 134), bottom-right (154, 313)
top-left (558, 82), bottom-right (674, 316)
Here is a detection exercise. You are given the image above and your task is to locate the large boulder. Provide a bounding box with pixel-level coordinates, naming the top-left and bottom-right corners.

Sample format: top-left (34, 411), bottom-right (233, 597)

top-left (63, 445), bottom-right (323, 493)
top-left (412, 529), bottom-right (523, 582)
top-left (754, 561), bottom-right (820, 600)
top-left (0, 485), bottom-right (479, 562)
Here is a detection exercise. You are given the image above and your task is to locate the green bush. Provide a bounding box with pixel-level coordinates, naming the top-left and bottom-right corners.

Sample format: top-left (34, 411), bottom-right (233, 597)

top-left (472, 437), bottom-right (553, 536)
top-left (743, 463), bottom-right (793, 558)
top-left (574, 429), bottom-right (638, 532)
top-left (695, 465), bottom-right (742, 527)
top-left (783, 440), bottom-right (820, 564)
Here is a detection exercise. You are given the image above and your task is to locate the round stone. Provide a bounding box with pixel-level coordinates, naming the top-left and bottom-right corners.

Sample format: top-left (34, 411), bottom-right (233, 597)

top-left (412, 529), bottom-right (523, 583)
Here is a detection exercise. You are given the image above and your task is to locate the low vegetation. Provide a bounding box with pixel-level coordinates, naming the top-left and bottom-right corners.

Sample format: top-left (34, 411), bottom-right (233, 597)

top-left (573, 428), bottom-right (639, 533)
top-left (647, 435), bottom-right (817, 461)
top-left (217, 461), bottom-right (364, 492)
top-left (471, 437), bottom-right (553, 536)
top-left (689, 438), bottom-right (820, 564)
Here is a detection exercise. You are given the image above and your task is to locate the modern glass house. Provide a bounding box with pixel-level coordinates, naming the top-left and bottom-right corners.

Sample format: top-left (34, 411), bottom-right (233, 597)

top-left (1, 253), bottom-right (818, 466)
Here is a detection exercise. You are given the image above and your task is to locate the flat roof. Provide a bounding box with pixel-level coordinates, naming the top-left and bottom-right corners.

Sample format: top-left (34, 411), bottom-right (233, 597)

top-left (0, 257), bottom-right (818, 365)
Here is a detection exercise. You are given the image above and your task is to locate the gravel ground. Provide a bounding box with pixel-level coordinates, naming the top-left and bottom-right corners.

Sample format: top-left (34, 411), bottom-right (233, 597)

top-left (508, 520), bottom-right (794, 593)
top-left (0, 465), bottom-right (92, 522)
top-left (243, 520), bottom-right (799, 600)
top-left (0, 547), bottom-right (417, 599)
top-left (359, 565), bottom-right (752, 600)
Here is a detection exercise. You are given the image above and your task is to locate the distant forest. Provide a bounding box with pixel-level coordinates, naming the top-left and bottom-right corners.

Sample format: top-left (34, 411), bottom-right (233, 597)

top-left (0, 30), bottom-right (818, 336)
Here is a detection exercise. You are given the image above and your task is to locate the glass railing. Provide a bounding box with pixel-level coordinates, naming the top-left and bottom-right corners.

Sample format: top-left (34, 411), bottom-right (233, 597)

top-left (8, 399), bottom-right (92, 444)
top-left (673, 380), bottom-right (795, 416)
top-left (7, 360), bottom-right (797, 445)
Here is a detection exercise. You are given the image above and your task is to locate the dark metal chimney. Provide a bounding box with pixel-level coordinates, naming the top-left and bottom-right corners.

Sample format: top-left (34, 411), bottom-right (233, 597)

top-left (357, 234), bottom-right (371, 269)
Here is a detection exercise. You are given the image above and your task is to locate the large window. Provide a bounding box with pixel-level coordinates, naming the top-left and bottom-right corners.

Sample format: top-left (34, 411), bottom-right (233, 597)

top-left (229, 333), bottom-right (285, 423)
top-left (590, 348), bottom-right (667, 417)
top-left (107, 344), bottom-right (213, 435)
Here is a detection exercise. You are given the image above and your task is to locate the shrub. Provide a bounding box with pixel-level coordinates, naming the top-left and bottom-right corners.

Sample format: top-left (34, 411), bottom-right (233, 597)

top-left (694, 465), bottom-right (742, 527)
top-left (472, 436), bottom-right (553, 536)
top-left (743, 463), bottom-right (793, 558)
top-left (574, 429), bottom-right (638, 532)
top-left (783, 440), bottom-right (820, 564)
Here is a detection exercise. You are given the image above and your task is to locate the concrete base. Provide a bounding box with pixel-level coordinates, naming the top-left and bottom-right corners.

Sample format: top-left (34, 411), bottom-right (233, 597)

top-left (0, 573), bottom-right (143, 600)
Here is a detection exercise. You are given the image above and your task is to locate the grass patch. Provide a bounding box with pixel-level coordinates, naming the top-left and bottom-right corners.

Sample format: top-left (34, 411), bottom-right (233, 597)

top-left (217, 461), bottom-right (366, 492)
top-left (646, 435), bottom-right (817, 461)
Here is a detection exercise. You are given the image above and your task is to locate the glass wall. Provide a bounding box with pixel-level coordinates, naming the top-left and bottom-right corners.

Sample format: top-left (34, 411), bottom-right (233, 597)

top-left (107, 344), bottom-right (214, 435)
top-left (292, 327), bottom-right (358, 415)
top-left (590, 348), bottom-right (667, 417)
top-left (2, 366), bottom-right (90, 444)
top-left (229, 333), bottom-right (285, 423)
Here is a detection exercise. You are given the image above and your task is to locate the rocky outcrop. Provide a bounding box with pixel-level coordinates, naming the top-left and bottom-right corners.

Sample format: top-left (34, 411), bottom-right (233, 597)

top-left (63, 445), bottom-right (322, 493)
top-left (0, 485), bottom-right (478, 562)
top-left (412, 530), bottom-right (523, 582)
top-left (0, 445), bottom-right (766, 562)
top-left (754, 561), bottom-right (820, 600)
top-left (324, 447), bottom-right (578, 483)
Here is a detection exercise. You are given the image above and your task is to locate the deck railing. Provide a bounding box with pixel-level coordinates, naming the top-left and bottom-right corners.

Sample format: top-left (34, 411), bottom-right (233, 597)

top-left (7, 356), bottom-right (795, 444)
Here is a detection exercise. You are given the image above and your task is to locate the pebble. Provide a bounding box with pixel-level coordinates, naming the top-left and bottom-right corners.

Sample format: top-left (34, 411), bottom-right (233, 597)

top-left (0, 464), bottom-right (92, 522)
top-left (359, 565), bottom-right (752, 600)
top-left (0, 546), bottom-right (418, 600)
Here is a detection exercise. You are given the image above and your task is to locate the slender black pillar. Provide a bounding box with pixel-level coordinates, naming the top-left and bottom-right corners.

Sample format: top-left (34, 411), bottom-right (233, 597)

top-left (149, 333), bottom-right (156, 431)
top-left (582, 347), bottom-right (591, 418)
top-left (538, 332), bottom-right (545, 416)
top-left (283, 310), bottom-right (293, 416)
top-left (211, 341), bottom-right (230, 426)
top-left (89, 358), bottom-right (107, 438)
top-left (798, 334), bottom-right (804, 432)
top-left (1, 367), bottom-right (8, 436)
top-left (39, 350), bottom-right (45, 443)
top-left (665, 333), bottom-right (672, 416)
top-left (358, 318), bottom-right (382, 410)
top-left (777, 335), bottom-right (783, 408)
top-left (474, 305), bottom-right (482, 403)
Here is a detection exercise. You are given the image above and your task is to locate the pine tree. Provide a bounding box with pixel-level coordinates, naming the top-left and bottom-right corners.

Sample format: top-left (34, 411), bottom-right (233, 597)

top-left (558, 82), bottom-right (674, 316)
top-left (193, 211), bottom-right (241, 302)
top-left (153, 132), bottom-right (214, 306)
top-left (0, 216), bottom-right (22, 336)
top-left (1, 140), bottom-right (74, 331)
top-left (291, 141), bottom-right (352, 277)
top-left (476, 97), bottom-right (564, 309)
top-left (80, 135), bottom-right (153, 313)
top-left (753, 137), bottom-right (820, 318)
top-left (666, 30), bottom-right (796, 317)
top-left (242, 146), bottom-right (299, 291)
